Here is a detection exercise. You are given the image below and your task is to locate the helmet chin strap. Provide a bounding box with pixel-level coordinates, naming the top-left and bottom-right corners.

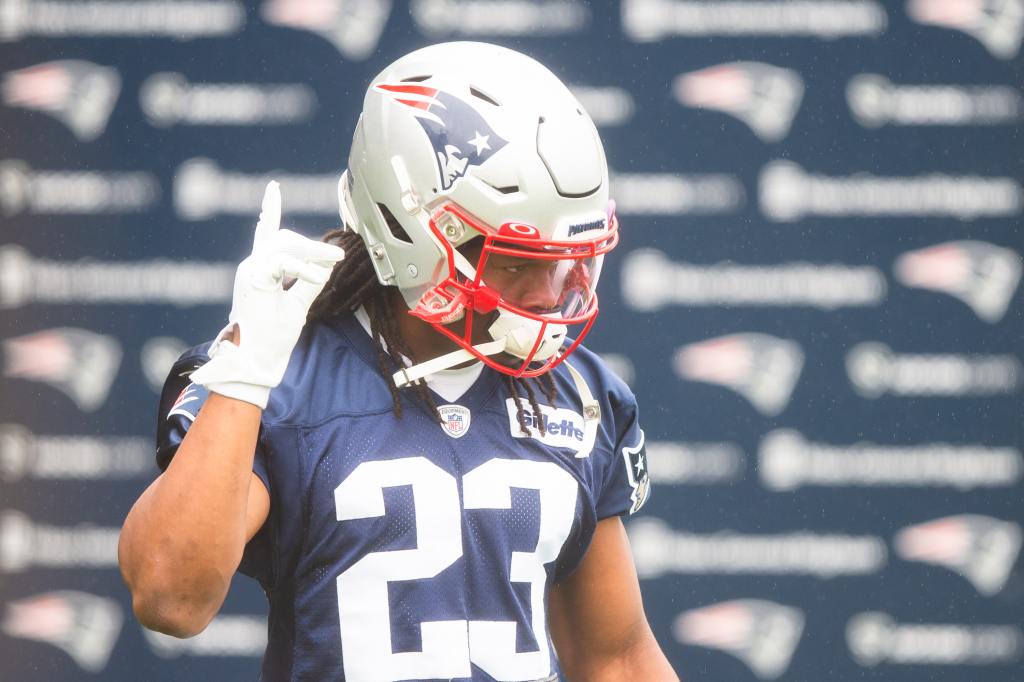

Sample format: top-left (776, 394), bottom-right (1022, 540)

top-left (392, 337), bottom-right (507, 387)
top-left (392, 310), bottom-right (567, 387)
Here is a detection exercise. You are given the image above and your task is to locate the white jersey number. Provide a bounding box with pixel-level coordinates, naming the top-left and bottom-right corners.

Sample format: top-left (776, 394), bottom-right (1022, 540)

top-left (334, 457), bottom-right (578, 682)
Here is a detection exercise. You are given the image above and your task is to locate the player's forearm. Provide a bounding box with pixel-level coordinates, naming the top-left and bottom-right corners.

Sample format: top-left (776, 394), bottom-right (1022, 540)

top-left (119, 393), bottom-right (261, 636)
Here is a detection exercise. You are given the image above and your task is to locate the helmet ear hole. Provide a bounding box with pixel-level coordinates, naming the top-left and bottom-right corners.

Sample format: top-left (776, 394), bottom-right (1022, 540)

top-left (377, 203), bottom-right (413, 244)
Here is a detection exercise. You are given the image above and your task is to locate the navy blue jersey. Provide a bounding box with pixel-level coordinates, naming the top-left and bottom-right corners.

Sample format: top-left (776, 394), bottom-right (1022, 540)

top-left (156, 314), bottom-right (650, 682)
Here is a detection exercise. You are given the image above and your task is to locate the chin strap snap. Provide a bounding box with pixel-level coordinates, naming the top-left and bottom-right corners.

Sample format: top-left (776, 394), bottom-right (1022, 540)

top-left (563, 359), bottom-right (600, 459)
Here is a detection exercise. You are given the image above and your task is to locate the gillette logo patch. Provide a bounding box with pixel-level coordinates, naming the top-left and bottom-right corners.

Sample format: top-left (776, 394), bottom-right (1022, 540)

top-left (506, 399), bottom-right (585, 449)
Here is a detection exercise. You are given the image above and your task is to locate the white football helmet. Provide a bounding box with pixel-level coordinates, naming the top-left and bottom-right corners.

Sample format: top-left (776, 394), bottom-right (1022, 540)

top-left (340, 42), bottom-right (617, 384)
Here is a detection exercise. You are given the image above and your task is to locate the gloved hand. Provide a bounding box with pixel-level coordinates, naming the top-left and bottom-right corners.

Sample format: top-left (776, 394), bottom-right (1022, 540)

top-left (189, 181), bottom-right (345, 408)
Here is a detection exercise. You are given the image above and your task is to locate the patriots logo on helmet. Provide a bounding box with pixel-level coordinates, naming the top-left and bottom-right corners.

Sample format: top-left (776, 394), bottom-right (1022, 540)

top-left (375, 83), bottom-right (508, 191)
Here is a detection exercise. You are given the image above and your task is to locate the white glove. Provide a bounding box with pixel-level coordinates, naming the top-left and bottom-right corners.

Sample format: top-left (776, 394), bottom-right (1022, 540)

top-left (189, 181), bottom-right (345, 408)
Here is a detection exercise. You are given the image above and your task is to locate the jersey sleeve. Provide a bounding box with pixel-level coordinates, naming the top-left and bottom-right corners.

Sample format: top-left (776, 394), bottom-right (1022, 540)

top-left (154, 344), bottom-right (274, 586)
top-left (154, 343), bottom-right (212, 473)
top-left (594, 386), bottom-right (651, 519)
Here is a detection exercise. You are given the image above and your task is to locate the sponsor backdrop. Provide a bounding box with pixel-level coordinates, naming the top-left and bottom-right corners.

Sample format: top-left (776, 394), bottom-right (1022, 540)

top-left (1, 0), bottom-right (1022, 680)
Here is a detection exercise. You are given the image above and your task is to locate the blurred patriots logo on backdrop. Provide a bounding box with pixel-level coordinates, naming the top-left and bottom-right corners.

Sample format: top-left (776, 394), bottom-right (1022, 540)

top-left (673, 333), bottom-right (804, 417)
top-left (376, 82), bottom-right (509, 192)
top-left (673, 599), bottom-right (805, 680)
top-left (894, 514), bottom-right (1023, 596)
top-left (261, 0), bottom-right (392, 60)
top-left (141, 336), bottom-right (189, 394)
top-left (894, 240), bottom-right (1022, 323)
top-left (2, 328), bottom-right (122, 412)
top-left (672, 62), bottom-right (805, 143)
top-left (2, 591), bottom-right (123, 673)
top-left (907, 0), bottom-right (1024, 59)
top-left (1, 60), bottom-right (120, 142)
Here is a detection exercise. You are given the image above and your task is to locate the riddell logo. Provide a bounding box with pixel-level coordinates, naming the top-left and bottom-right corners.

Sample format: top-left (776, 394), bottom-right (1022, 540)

top-left (894, 514), bottom-right (1022, 596)
top-left (907, 0), bottom-right (1024, 59)
top-left (673, 333), bottom-right (804, 416)
top-left (2, 591), bottom-right (123, 672)
top-left (894, 240), bottom-right (1022, 323)
top-left (673, 599), bottom-right (804, 679)
top-left (261, 0), bottom-right (392, 60)
top-left (673, 62), bottom-right (804, 142)
top-left (2, 60), bottom-right (120, 141)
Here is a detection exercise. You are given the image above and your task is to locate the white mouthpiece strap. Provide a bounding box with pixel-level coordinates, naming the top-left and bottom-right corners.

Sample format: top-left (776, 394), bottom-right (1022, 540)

top-left (564, 359), bottom-right (601, 459)
top-left (393, 338), bottom-right (507, 387)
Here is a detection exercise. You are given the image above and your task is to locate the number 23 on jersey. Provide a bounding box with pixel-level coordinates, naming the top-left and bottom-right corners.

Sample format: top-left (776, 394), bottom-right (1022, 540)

top-left (334, 457), bottom-right (578, 682)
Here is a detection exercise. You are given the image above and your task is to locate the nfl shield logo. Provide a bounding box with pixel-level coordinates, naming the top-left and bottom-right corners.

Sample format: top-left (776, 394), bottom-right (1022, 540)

top-left (437, 405), bottom-right (471, 439)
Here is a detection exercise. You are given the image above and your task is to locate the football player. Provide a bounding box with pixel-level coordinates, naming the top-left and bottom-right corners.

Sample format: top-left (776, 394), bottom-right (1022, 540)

top-left (119, 42), bottom-right (677, 681)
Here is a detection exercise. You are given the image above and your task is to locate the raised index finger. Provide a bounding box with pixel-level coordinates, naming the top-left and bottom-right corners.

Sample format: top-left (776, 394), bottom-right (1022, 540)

top-left (253, 180), bottom-right (281, 250)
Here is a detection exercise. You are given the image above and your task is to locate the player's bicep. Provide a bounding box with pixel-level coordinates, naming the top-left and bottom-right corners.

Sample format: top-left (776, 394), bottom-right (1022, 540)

top-left (245, 472), bottom-right (270, 542)
top-left (549, 516), bottom-right (649, 663)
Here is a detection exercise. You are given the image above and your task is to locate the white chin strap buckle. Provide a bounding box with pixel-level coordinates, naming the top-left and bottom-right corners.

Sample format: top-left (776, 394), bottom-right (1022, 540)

top-left (488, 309), bottom-right (566, 361)
top-left (391, 310), bottom-right (566, 387)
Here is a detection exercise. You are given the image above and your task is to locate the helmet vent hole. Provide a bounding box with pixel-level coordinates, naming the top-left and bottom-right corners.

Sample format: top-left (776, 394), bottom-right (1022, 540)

top-left (401, 75), bottom-right (431, 82)
top-left (470, 86), bottom-right (500, 106)
top-left (377, 203), bottom-right (413, 244)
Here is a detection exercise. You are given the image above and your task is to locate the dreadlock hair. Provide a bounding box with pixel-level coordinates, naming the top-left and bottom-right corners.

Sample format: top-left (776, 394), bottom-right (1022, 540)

top-left (307, 228), bottom-right (559, 434)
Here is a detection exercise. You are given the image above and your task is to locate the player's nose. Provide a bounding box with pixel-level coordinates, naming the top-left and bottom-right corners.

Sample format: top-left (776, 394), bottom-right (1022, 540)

top-left (514, 268), bottom-right (560, 313)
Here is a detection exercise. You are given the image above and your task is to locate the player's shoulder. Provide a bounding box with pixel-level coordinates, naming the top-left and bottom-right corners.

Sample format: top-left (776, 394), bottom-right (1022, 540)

top-left (157, 341), bottom-right (213, 417)
top-left (157, 315), bottom-right (395, 428)
top-left (155, 340), bottom-right (214, 470)
top-left (263, 315), bottom-right (396, 426)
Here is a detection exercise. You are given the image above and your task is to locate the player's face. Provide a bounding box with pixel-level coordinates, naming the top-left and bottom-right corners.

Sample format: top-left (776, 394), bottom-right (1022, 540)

top-left (449, 241), bottom-right (574, 367)
top-left (478, 251), bottom-right (563, 314)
